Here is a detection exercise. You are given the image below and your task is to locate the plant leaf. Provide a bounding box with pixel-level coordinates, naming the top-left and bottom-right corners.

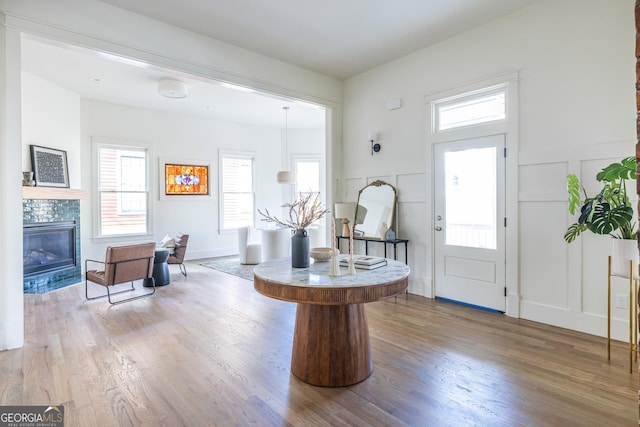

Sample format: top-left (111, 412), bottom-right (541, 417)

top-left (586, 204), bottom-right (633, 235)
top-left (564, 223), bottom-right (587, 243)
top-left (566, 174), bottom-right (581, 215)
top-left (596, 156), bottom-right (636, 182)
top-left (577, 195), bottom-right (600, 225)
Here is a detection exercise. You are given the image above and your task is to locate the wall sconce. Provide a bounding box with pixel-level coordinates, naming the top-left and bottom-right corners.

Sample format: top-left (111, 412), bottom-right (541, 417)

top-left (369, 131), bottom-right (380, 156)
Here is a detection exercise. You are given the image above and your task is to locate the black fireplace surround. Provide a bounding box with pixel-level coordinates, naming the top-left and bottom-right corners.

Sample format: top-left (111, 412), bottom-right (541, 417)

top-left (23, 221), bottom-right (76, 277)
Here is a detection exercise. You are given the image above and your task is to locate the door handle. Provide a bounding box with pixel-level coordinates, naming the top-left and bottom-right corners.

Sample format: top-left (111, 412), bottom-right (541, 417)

top-left (435, 226), bottom-right (442, 231)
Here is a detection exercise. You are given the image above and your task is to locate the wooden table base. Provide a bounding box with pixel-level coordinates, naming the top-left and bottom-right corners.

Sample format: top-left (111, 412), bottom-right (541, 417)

top-left (291, 303), bottom-right (373, 387)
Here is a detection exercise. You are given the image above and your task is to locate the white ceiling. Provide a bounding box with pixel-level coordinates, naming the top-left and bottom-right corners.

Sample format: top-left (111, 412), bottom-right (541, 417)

top-left (21, 36), bottom-right (326, 129)
top-left (21, 1), bottom-right (540, 128)
top-left (99, 0), bottom-right (540, 79)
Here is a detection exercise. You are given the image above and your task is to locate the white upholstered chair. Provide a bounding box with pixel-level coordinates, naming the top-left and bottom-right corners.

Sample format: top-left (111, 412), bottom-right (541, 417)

top-left (238, 226), bottom-right (262, 265)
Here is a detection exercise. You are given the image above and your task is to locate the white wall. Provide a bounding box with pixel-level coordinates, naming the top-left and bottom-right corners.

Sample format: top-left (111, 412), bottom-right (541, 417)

top-left (21, 72), bottom-right (81, 187)
top-left (0, 23), bottom-right (24, 350)
top-left (342, 0), bottom-right (635, 339)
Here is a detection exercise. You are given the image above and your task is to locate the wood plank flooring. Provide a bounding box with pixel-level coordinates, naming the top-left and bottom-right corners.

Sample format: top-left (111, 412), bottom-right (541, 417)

top-left (0, 260), bottom-right (637, 426)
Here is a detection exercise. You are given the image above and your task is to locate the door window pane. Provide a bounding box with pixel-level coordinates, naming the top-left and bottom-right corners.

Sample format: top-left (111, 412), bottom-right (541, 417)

top-left (444, 147), bottom-right (497, 249)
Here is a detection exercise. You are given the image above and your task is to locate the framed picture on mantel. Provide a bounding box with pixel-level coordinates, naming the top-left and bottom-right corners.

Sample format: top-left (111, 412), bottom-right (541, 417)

top-left (30, 145), bottom-right (69, 188)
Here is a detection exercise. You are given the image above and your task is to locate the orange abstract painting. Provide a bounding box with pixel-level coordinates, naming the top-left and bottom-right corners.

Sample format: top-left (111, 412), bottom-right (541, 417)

top-left (164, 163), bottom-right (209, 195)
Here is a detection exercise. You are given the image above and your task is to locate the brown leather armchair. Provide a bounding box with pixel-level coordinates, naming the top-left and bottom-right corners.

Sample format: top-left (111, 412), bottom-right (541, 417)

top-left (167, 233), bottom-right (189, 276)
top-left (85, 242), bottom-right (156, 305)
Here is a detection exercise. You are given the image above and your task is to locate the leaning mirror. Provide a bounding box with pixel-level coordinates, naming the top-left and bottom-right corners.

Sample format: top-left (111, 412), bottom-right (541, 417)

top-left (353, 180), bottom-right (397, 239)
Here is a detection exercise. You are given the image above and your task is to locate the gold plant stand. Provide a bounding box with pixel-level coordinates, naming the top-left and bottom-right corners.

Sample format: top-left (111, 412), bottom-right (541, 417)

top-left (607, 256), bottom-right (638, 373)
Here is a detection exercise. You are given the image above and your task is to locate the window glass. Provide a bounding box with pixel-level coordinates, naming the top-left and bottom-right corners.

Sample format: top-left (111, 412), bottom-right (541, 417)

top-left (295, 160), bottom-right (320, 194)
top-left (293, 158), bottom-right (324, 227)
top-left (221, 155), bottom-right (255, 229)
top-left (444, 147), bottom-right (497, 249)
top-left (437, 90), bottom-right (505, 131)
top-left (97, 146), bottom-right (149, 237)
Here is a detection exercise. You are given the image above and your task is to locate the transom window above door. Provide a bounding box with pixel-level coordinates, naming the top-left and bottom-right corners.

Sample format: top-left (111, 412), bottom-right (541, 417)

top-left (433, 87), bottom-right (506, 132)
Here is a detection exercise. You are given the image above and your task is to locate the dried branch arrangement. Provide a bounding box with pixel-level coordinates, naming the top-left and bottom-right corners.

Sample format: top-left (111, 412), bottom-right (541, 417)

top-left (258, 192), bottom-right (329, 230)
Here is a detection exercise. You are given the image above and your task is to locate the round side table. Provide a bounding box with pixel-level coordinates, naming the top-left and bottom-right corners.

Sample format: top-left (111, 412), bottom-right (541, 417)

top-left (144, 248), bottom-right (171, 287)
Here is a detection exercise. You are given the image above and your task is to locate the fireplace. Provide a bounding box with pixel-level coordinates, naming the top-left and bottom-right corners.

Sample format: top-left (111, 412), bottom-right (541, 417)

top-left (23, 198), bottom-right (82, 294)
top-left (23, 221), bottom-right (76, 277)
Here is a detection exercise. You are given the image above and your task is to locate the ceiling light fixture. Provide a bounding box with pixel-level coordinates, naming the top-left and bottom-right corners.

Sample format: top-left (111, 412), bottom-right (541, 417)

top-left (277, 106), bottom-right (296, 184)
top-left (158, 78), bottom-right (188, 99)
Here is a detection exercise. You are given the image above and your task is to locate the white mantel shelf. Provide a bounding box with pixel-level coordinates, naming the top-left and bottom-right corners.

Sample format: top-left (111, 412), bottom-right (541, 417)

top-left (22, 186), bottom-right (88, 200)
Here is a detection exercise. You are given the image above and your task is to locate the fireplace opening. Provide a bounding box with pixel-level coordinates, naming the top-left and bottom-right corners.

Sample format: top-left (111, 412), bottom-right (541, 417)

top-left (23, 221), bottom-right (76, 277)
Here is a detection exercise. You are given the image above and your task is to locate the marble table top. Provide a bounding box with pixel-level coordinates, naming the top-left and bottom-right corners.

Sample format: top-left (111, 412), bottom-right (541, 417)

top-left (253, 255), bottom-right (410, 288)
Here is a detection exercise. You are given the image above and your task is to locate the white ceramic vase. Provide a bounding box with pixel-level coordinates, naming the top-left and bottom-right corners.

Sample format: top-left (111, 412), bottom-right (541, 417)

top-left (611, 238), bottom-right (639, 279)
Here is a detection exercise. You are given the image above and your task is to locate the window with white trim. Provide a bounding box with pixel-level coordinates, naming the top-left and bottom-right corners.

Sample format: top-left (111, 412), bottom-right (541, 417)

top-left (294, 159), bottom-right (320, 195)
top-left (293, 156), bottom-right (324, 226)
top-left (95, 143), bottom-right (150, 237)
top-left (220, 152), bottom-right (255, 229)
top-left (434, 88), bottom-right (506, 132)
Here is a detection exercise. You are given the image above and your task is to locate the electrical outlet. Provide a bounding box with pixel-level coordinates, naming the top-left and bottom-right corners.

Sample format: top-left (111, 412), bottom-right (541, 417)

top-left (615, 293), bottom-right (628, 309)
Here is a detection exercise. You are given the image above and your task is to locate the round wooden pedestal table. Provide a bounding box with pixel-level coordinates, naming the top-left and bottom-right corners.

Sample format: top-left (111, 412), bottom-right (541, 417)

top-left (253, 257), bottom-right (410, 387)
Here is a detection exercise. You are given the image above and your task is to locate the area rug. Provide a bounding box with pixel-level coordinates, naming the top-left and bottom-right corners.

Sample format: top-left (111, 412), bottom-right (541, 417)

top-left (200, 258), bottom-right (255, 281)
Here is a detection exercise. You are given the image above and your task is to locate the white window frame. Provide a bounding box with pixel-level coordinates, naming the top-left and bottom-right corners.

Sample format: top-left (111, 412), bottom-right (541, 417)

top-left (292, 155), bottom-right (324, 196)
top-left (218, 149), bottom-right (257, 232)
top-left (292, 154), bottom-right (326, 227)
top-left (117, 153), bottom-right (146, 215)
top-left (91, 137), bottom-right (154, 241)
top-left (432, 84), bottom-right (507, 134)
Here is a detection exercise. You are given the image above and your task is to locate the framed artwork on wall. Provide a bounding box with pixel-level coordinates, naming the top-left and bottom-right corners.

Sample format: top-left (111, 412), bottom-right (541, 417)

top-left (30, 145), bottom-right (69, 188)
top-left (164, 162), bottom-right (210, 196)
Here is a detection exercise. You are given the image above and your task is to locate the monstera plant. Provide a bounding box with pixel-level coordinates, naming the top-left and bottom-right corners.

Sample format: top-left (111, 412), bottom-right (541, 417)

top-left (564, 156), bottom-right (637, 243)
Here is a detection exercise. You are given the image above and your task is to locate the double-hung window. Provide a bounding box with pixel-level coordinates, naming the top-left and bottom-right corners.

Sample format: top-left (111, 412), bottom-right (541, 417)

top-left (220, 151), bottom-right (255, 230)
top-left (94, 139), bottom-right (151, 238)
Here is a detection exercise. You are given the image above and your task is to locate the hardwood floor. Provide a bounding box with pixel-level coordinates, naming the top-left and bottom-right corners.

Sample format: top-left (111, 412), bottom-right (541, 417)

top-left (1, 260), bottom-right (637, 426)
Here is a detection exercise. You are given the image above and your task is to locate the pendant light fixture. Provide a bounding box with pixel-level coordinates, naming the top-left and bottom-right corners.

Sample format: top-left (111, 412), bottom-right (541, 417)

top-left (277, 106), bottom-right (296, 184)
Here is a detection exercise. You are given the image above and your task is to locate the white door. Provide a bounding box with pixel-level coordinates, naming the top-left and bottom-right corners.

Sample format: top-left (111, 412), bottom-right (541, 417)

top-left (434, 135), bottom-right (506, 312)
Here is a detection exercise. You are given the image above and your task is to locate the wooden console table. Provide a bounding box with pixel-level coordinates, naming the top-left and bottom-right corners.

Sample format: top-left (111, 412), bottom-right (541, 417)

top-left (253, 257), bottom-right (410, 387)
top-left (336, 236), bottom-right (409, 263)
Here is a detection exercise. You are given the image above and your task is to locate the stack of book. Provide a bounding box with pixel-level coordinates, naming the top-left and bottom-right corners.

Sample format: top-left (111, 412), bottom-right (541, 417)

top-left (339, 255), bottom-right (387, 270)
